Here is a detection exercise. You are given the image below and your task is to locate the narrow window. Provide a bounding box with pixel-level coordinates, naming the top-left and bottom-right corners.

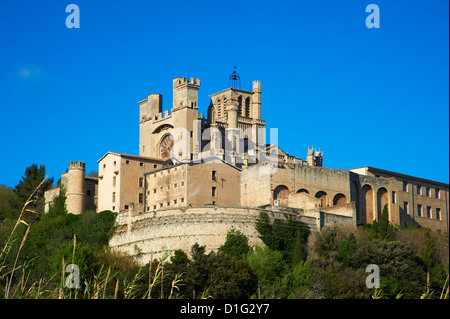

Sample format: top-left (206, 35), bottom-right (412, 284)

top-left (139, 193), bottom-right (143, 204)
top-left (426, 206), bottom-right (431, 218)
top-left (403, 181), bottom-right (407, 192)
top-left (403, 201), bottom-right (408, 214)
top-left (112, 192), bottom-right (116, 202)
top-left (417, 185), bottom-right (421, 195)
top-left (113, 176), bottom-right (116, 187)
top-left (139, 177), bottom-right (144, 188)
top-left (435, 188), bottom-right (440, 199)
top-left (212, 187), bottom-right (217, 197)
top-left (436, 208), bottom-right (441, 220)
top-left (425, 187), bottom-right (430, 197)
top-left (212, 170), bottom-right (217, 181)
top-left (391, 191), bottom-right (396, 204)
top-left (181, 197), bottom-right (184, 203)
top-left (417, 204), bottom-right (422, 217)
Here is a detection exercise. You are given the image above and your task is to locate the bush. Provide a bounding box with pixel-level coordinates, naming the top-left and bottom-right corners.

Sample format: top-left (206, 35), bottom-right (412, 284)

top-left (349, 240), bottom-right (426, 298)
top-left (219, 229), bottom-right (250, 260)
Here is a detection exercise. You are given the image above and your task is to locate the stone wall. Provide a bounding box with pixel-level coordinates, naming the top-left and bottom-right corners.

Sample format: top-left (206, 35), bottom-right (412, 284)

top-left (109, 203), bottom-right (356, 264)
top-left (110, 206), bottom-right (266, 263)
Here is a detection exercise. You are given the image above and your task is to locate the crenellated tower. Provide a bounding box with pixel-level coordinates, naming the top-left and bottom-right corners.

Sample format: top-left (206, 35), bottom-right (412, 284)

top-left (306, 147), bottom-right (323, 167)
top-left (65, 161), bottom-right (86, 215)
top-left (172, 77), bottom-right (201, 111)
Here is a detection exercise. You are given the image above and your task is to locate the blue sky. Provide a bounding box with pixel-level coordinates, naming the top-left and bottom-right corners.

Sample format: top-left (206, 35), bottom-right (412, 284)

top-left (0, 0), bottom-right (448, 187)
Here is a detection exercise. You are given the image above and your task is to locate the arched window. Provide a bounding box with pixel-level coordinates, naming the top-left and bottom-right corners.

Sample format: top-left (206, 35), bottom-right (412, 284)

top-left (237, 96), bottom-right (243, 116)
top-left (333, 193), bottom-right (347, 206)
top-left (245, 97), bottom-right (251, 117)
top-left (223, 96), bottom-right (227, 116)
top-left (315, 191), bottom-right (328, 207)
top-left (217, 98), bottom-right (221, 117)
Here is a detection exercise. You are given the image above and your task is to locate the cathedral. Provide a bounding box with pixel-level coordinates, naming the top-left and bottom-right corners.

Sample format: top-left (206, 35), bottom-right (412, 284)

top-left (44, 72), bottom-right (449, 262)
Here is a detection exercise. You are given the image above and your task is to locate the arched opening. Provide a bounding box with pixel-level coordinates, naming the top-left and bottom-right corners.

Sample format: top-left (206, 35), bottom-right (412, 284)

top-left (237, 96), bottom-right (243, 116)
top-left (296, 188), bottom-right (309, 194)
top-left (333, 193), bottom-right (347, 206)
top-left (274, 185), bottom-right (289, 206)
top-left (274, 185), bottom-right (289, 200)
top-left (361, 185), bottom-right (374, 224)
top-left (315, 191), bottom-right (328, 207)
top-left (377, 187), bottom-right (389, 220)
top-left (217, 98), bottom-right (222, 117)
top-left (245, 97), bottom-right (251, 117)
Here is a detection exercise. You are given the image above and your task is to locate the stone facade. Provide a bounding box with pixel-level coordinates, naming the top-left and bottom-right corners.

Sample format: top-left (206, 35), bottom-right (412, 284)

top-left (45, 74), bottom-right (449, 263)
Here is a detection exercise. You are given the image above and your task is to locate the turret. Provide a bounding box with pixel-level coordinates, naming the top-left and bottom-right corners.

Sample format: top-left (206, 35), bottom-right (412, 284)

top-left (252, 80), bottom-right (261, 120)
top-left (66, 161), bottom-right (86, 215)
top-left (139, 94), bottom-right (162, 121)
top-left (172, 77), bottom-right (200, 111)
top-left (306, 147), bottom-right (323, 167)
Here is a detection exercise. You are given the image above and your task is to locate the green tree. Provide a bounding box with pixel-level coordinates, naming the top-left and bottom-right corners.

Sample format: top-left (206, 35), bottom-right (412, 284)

top-left (255, 212), bottom-right (309, 264)
top-left (376, 204), bottom-right (394, 240)
top-left (219, 229), bottom-right (250, 260)
top-left (48, 240), bottom-right (95, 289)
top-left (246, 245), bottom-right (286, 286)
top-left (205, 251), bottom-right (257, 299)
top-left (337, 233), bottom-right (356, 267)
top-left (185, 243), bottom-right (209, 298)
top-left (47, 186), bottom-right (68, 216)
top-left (14, 164), bottom-right (54, 218)
top-left (314, 225), bottom-right (340, 259)
top-left (0, 184), bottom-right (18, 220)
top-left (350, 240), bottom-right (426, 298)
top-left (71, 210), bottom-right (116, 249)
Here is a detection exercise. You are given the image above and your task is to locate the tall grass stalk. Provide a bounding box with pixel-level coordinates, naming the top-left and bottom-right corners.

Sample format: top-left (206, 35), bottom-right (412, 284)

top-left (2, 177), bottom-right (48, 299)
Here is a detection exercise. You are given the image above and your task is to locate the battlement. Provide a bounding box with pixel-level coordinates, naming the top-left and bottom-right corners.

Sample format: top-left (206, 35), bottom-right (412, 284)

top-left (306, 147), bottom-right (323, 167)
top-left (173, 77), bottom-right (201, 89)
top-left (252, 80), bottom-right (261, 93)
top-left (69, 161), bottom-right (85, 170)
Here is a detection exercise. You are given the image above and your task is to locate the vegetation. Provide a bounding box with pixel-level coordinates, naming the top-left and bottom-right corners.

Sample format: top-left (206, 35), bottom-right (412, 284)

top-left (0, 164), bottom-right (448, 299)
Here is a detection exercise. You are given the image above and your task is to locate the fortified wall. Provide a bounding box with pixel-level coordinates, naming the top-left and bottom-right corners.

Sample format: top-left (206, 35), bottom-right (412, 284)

top-left (109, 204), bottom-right (356, 264)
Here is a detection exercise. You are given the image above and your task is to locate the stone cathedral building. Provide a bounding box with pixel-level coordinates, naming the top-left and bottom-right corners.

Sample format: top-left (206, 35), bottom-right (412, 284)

top-left (45, 73), bottom-right (449, 262)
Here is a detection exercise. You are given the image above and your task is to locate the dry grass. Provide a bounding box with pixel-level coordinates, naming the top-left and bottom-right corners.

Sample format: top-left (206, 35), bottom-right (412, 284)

top-left (0, 176), bottom-right (48, 298)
